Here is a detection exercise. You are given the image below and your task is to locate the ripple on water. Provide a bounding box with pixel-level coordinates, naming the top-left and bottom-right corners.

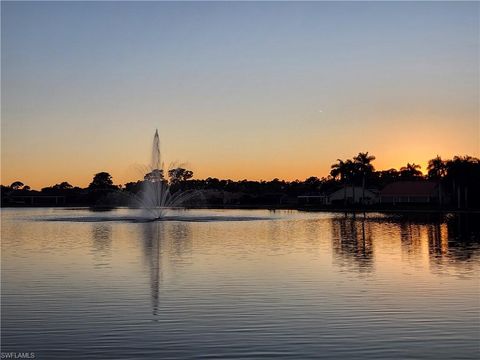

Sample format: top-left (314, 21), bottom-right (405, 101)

top-left (1, 209), bottom-right (479, 359)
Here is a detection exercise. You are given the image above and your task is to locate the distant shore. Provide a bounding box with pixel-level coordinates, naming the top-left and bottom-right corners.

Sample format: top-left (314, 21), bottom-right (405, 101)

top-left (2, 204), bottom-right (479, 214)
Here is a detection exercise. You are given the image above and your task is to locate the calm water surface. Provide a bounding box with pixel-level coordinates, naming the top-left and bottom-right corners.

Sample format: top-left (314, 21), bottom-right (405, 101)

top-left (2, 208), bottom-right (479, 359)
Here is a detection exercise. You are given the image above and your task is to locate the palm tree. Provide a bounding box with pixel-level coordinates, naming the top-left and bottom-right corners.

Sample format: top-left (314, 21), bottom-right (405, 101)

top-left (330, 159), bottom-right (346, 180)
top-left (331, 159), bottom-right (358, 205)
top-left (344, 159), bottom-right (357, 205)
top-left (427, 155), bottom-right (447, 206)
top-left (427, 156), bottom-right (446, 179)
top-left (376, 168), bottom-right (400, 187)
top-left (330, 159), bottom-right (350, 204)
top-left (400, 163), bottom-right (423, 180)
top-left (354, 152), bottom-right (376, 204)
top-left (445, 156), bottom-right (480, 208)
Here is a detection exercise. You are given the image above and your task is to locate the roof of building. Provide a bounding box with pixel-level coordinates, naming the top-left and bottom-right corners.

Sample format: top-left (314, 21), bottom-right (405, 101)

top-left (328, 186), bottom-right (378, 195)
top-left (381, 181), bottom-right (438, 197)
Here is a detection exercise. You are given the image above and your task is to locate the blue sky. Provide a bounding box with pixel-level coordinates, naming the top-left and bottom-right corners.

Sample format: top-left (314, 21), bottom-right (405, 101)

top-left (2, 1), bottom-right (478, 188)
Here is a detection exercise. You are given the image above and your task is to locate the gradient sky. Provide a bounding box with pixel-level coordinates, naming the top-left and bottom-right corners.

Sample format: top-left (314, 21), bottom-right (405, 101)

top-left (2, 1), bottom-right (479, 189)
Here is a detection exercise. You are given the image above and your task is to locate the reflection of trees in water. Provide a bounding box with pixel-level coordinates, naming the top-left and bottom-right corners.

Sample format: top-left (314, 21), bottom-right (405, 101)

top-left (427, 223), bottom-right (448, 259)
top-left (139, 222), bottom-right (193, 317)
top-left (399, 222), bottom-right (423, 258)
top-left (374, 213), bottom-right (479, 275)
top-left (331, 213), bottom-right (480, 276)
top-left (427, 214), bottom-right (480, 269)
top-left (392, 213), bottom-right (480, 265)
top-left (331, 214), bottom-right (374, 273)
top-left (446, 214), bottom-right (480, 242)
top-left (91, 223), bottom-right (112, 268)
top-left (166, 222), bottom-right (193, 260)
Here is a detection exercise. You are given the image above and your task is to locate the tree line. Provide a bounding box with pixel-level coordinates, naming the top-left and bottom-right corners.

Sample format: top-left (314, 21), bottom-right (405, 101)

top-left (2, 153), bottom-right (480, 208)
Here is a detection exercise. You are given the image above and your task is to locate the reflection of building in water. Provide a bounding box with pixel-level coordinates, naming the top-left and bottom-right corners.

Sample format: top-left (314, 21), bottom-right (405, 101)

top-left (91, 223), bottom-right (113, 268)
top-left (330, 214), bottom-right (374, 272)
top-left (139, 221), bottom-right (193, 317)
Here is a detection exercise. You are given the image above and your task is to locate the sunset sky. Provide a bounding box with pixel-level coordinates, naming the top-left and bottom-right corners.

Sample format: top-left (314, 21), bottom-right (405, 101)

top-left (1, 1), bottom-right (479, 189)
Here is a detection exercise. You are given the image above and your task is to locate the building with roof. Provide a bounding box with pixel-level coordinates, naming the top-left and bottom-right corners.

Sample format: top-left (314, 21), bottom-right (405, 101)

top-left (380, 181), bottom-right (443, 204)
top-left (328, 186), bottom-right (379, 205)
top-left (298, 186), bottom-right (379, 206)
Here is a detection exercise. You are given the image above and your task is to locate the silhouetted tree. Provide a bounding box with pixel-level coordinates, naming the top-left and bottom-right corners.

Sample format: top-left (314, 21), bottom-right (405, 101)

top-left (144, 169), bottom-right (164, 182)
top-left (124, 181), bottom-right (143, 194)
top-left (10, 181), bottom-right (24, 190)
top-left (354, 152), bottom-right (376, 204)
top-left (444, 156), bottom-right (480, 208)
top-left (205, 177), bottom-right (220, 189)
top-left (55, 182), bottom-right (73, 190)
top-left (3, 152), bottom-right (480, 209)
top-left (427, 155), bottom-right (447, 206)
top-left (427, 156), bottom-right (447, 180)
top-left (304, 176), bottom-right (321, 191)
top-left (374, 168), bottom-right (400, 187)
top-left (345, 160), bottom-right (358, 203)
top-left (89, 172), bottom-right (115, 190)
top-left (331, 159), bottom-right (349, 203)
top-left (41, 181), bottom-right (78, 196)
top-left (330, 159), bottom-right (346, 181)
top-left (1, 185), bottom-right (12, 193)
top-left (168, 168), bottom-right (193, 185)
top-left (400, 163), bottom-right (423, 180)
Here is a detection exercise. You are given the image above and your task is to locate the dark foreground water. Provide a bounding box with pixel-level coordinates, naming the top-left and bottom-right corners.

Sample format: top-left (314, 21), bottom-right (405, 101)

top-left (1, 208), bottom-right (479, 359)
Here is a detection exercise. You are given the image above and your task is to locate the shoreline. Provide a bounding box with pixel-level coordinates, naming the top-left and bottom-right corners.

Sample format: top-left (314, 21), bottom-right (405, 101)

top-left (2, 205), bottom-right (479, 214)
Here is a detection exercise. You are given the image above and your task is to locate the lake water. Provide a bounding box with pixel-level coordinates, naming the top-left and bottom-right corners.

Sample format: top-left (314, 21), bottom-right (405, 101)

top-left (1, 208), bottom-right (479, 359)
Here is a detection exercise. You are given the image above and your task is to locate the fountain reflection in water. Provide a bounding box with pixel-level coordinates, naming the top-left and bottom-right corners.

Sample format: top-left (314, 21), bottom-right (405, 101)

top-left (130, 130), bottom-right (197, 220)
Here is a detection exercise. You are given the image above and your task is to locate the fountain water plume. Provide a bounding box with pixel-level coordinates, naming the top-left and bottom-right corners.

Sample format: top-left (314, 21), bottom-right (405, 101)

top-left (151, 129), bottom-right (161, 171)
top-left (128, 130), bottom-right (198, 220)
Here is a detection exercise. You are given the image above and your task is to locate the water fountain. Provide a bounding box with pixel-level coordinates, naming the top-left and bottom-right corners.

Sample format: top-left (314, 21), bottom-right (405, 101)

top-left (43, 130), bottom-right (269, 223)
top-left (130, 130), bottom-right (197, 220)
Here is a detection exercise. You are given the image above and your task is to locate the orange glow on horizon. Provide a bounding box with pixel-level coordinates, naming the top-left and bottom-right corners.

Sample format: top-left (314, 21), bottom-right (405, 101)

top-left (2, 1), bottom-right (478, 191)
top-left (2, 149), bottom-right (477, 191)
